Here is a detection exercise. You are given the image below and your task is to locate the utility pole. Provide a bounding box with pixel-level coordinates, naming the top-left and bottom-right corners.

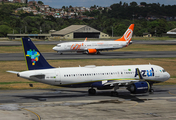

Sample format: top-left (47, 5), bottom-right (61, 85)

top-left (112, 26), bottom-right (113, 37)
top-left (132, 13), bottom-right (135, 23)
top-left (40, 26), bottom-right (42, 34)
top-left (25, 26), bottom-right (27, 34)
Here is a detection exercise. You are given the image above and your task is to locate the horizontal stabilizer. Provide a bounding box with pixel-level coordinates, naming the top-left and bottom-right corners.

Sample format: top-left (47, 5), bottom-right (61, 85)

top-left (6, 71), bottom-right (19, 74)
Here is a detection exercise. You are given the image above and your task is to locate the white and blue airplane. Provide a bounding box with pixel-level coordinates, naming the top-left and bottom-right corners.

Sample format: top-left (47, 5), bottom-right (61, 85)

top-left (7, 38), bottom-right (170, 95)
top-left (53, 24), bottom-right (134, 54)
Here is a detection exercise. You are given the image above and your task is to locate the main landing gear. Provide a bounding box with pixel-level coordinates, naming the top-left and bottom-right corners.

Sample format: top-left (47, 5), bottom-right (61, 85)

top-left (88, 88), bottom-right (96, 95)
top-left (97, 51), bottom-right (101, 54)
top-left (149, 83), bottom-right (154, 94)
top-left (111, 84), bottom-right (119, 96)
top-left (88, 85), bottom-right (119, 96)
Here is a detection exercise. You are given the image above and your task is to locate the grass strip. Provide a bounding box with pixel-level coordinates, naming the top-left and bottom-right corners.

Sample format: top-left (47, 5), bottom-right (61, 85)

top-left (0, 82), bottom-right (36, 85)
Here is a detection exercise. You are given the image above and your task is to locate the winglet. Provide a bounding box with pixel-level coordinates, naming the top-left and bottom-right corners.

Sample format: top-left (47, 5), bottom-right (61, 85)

top-left (115, 24), bottom-right (134, 42)
top-left (84, 37), bottom-right (87, 42)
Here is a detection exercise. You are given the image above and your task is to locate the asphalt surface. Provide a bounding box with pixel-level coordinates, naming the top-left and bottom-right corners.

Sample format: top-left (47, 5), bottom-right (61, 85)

top-left (0, 40), bottom-right (176, 46)
top-left (1, 40), bottom-right (176, 61)
top-left (0, 85), bottom-right (174, 104)
top-left (1, 51), bottom-right (176, 61)
top-left (0, 85), bottom-right (176, 119)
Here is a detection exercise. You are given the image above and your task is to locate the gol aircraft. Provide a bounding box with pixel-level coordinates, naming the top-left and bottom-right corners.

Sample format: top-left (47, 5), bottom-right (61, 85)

top-left (53, 24), bottom-right (134, 54)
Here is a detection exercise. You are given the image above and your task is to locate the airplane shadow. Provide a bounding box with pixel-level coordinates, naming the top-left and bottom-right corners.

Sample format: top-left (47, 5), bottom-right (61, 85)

top-left (53, 52), bottom-right (129, 56)
top-left (95, 91), bottom-right (147, 103)
top-left (13, 89), bottom-right (152, 103)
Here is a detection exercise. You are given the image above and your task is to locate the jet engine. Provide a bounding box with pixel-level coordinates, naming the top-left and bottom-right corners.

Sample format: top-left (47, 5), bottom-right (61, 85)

top-left (127, 81), bottom-right (150, 94)
top-left (87, 49), bottom-right (97, 54)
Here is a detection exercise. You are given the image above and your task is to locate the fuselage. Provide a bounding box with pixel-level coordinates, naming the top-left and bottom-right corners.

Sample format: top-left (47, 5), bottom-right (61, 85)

top-left (52, 41), bottom-right (128, 53)
top-left (18, 64), bottom-right (170, 87)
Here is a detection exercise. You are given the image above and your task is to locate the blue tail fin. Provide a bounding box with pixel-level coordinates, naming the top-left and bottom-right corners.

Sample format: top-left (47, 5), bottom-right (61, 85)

top-left (21, 38), bottom-right (54, 70)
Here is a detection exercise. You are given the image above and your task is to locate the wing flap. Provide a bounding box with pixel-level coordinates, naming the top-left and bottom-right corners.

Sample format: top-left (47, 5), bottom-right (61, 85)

top-left (104, 80), bottom-right (139, 86)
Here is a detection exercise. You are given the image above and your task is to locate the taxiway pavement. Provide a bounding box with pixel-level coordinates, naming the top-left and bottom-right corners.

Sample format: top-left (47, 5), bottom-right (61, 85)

top-left (0, 51), bottom-right (176, 61)
top-left (0, 40), bottom-right (176, 46)
top-left (0, 85), bottom-right (176, 119)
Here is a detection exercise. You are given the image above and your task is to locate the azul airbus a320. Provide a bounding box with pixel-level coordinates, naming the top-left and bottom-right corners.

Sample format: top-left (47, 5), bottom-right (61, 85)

top-left (7, 38), bottom-right (170, 95)
top-left (53, 24), bottom-right (134, 54)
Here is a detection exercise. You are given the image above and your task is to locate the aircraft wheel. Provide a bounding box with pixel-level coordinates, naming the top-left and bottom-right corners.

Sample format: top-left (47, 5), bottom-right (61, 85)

top-left (88, 88), bottom-right (96, 95)
top-left (97, 51), bottom-right (100, 54)
top-left (149, 89), bottom-right (154, 94)
top-left (57, 52), bottom-right (63, 55)
top-left (111, 91), bottom-right (118, 96)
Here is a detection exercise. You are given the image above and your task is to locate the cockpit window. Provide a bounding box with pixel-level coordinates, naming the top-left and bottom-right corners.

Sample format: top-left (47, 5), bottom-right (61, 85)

top-left (57, 45), bottom-right (61, 47)
top-left (162, 69), bottom-right (166, 72)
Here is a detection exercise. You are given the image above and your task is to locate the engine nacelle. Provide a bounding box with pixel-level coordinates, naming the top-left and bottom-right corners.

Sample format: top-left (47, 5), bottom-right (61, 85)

top-left (88, 49), bottom-right (97, 54)
top-left (127, 81), bottom-right (150, 94)
top-left (92, 81), bottom-right (104, 87)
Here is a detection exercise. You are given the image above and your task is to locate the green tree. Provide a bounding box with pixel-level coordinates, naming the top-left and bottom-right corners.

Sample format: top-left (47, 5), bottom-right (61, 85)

top-left (62, 6), bottom-right (65, 9)
top-left (0, 25), bottom-right (12, 37)
top-left (140, 2), bottom-right (147, 6)
top-left (130, 2), bottom-right (138, 7)
top-left (38, 1), bottom-right (44, 5)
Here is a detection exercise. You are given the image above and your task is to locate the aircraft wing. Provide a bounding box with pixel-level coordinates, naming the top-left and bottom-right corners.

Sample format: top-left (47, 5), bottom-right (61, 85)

top-left (104, 80), bottom-right (139, 86)
top-left (104, 68), bottom-right (144, 86)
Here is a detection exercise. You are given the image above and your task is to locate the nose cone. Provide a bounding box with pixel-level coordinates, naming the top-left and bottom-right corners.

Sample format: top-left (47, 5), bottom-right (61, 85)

top-left (164, 72), bottom-right (170, 81)
top-left (166, 72), bottom-right (170, 80)
top-left (52, 46), bottom-right (57, 51)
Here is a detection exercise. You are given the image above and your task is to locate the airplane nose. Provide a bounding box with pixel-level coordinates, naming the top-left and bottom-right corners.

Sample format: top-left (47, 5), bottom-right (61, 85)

top-left (167, 72), bottom-right (170, 79)
top-left (164, 72), bottom-right (170, 81)
top-left (52, 46), bottom-right (57, 51)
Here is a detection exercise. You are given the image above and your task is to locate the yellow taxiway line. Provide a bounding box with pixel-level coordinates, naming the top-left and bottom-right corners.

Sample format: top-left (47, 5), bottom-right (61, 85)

top-left (168, 91), bottom-right (176, 96)
top-left (22, 108), bottom-right (41, 120)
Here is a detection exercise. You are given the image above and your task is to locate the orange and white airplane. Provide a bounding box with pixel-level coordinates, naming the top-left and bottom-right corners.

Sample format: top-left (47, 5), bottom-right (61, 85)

top-left (53, 24), bottom-right (134, 54)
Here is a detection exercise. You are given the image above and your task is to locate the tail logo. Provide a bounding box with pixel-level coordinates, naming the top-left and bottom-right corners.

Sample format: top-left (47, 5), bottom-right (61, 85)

top-left (26, 49), bottom-right (40, 65)
top-left (124, 29), bottom-right (133, 41)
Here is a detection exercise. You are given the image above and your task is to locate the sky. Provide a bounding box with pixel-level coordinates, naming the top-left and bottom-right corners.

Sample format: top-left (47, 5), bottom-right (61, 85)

top-left (40, 0), bottom-right (176, 8)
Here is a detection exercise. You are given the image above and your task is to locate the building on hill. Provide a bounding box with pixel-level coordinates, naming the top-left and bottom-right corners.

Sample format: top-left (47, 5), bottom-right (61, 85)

top-left (51, 25), bottom-right (109, 39)
top-left (2, 0), bottom-right (28, 3)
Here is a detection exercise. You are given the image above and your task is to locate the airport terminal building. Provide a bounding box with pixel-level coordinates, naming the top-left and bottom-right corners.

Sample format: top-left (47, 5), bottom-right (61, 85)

top-left (51, 25), bottom-right (110, 39)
